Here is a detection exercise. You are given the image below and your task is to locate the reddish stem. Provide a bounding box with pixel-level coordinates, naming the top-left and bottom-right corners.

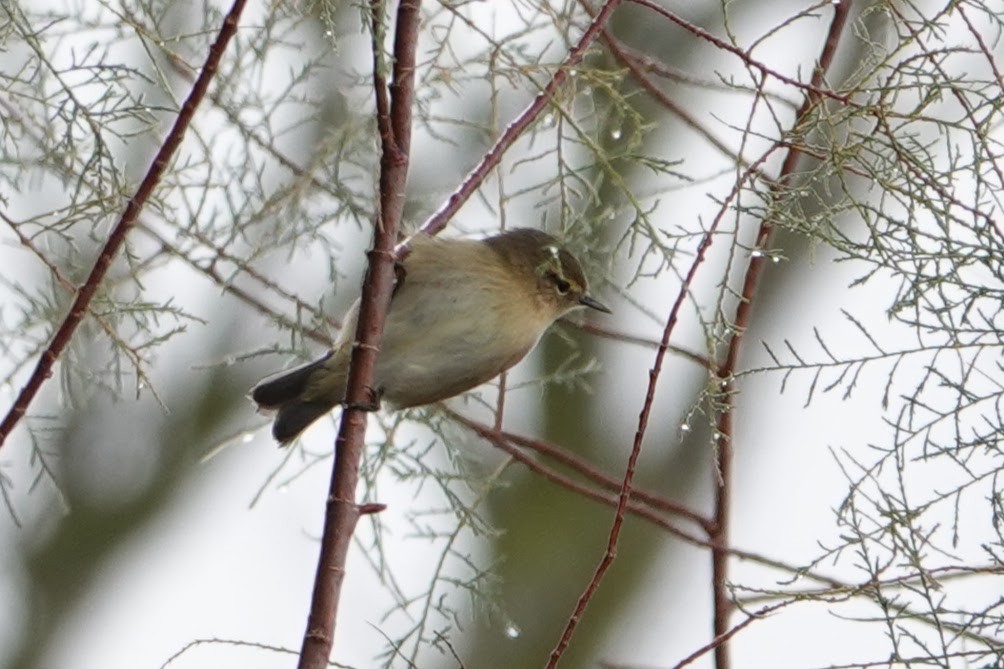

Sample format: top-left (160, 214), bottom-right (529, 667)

top-left (673, 603), bottom-right (790, 669)
top-left (708, 4), bottom-right (851, 669)
top-left (0, 0), bottom-right (248, 449)
top-left (295, 2), bottom-right (421, 668)
top-left (543, 142), bottom-right (780, 669)
top-left (447, 409), bottom-right (712, 532)
top-left (412, 0), bottom-right (623, 240)
top-left (628, 0), bottom-right (855, 108)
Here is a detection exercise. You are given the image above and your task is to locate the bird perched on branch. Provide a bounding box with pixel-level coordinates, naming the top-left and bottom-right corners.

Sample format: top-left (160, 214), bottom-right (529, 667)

top-left (251, 228), bottom-right (610, 444)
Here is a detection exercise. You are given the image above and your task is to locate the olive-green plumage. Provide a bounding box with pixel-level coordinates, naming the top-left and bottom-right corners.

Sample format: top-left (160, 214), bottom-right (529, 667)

top-left (250, 228), bottom-right (609, 444)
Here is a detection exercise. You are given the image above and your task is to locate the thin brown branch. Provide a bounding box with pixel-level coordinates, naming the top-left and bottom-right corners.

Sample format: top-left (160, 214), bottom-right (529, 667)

top-left (597, 25), bottom-right (757, 172)
top-left (455, 408), bottom-right (709, 548)
top-left (0, 0), bottom-right (249, 449)
top-left (543, 132), bottom-right (781, 669)
top-left (448, 410), bottom-right (864, 594)
top-left (137, 223), bottom-right (336, 346)
top-left (295, 2), bottom-right (421, 667)
top-left (708, 4), bottom-right (852, 669)
top-left (410, 0), bottom-right (623, 241)
top-left (576, 322), bottom-right (716, 371)
top-left (672, 602), bottom-right (790, 669)
top-left (628, 0), bottom-right (856, 108)
top-left (446, 410), bottom-right (713, 532)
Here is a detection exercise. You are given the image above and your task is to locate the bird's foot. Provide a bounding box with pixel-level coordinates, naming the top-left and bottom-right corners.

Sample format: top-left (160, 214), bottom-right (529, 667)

top-left (342, 386), bottom-right (383, 412)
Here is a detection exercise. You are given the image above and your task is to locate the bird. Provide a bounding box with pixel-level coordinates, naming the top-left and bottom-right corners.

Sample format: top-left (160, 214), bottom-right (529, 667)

top-left (250, 227), bottom-right (610, 444)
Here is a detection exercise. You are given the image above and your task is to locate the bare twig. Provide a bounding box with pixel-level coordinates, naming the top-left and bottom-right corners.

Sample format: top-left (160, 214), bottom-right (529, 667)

top-left (672, 603), bottom-right (790, 669)
top-left (454, 409), bottom-right (708, 546)
top-left (543, 132), bottom-right (781, 669)
top-left (138, 222), bottom-right (337, 346)
top-left (627, 0), bottom-right (856, 108)
top-left (0, 0), bottom-right (249, 448)
top-left (295, 2), bottom-right (421, 667)
top-left (447, 411), bottom-right (873, 594)
top-left (576, 322), bottom-right (716, 371)
top-left (447, 409), bottom-right (713, 532)
top-left (708, 4), bottom-right (851, 669)
top-left (410, 0), bottom-right (623, 241)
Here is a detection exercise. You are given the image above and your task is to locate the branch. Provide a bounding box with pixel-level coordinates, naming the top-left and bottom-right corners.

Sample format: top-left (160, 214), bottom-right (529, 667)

top-left (295, 2), bottom-right (421, 667)
top-left (448, 410), bottom-right (878, 596)
top-left (411, 0), bottom-right (623, 240)
top-left (542, 121), bottom-right (782, 669)
top-left (576, 322), bottom-right (716, 371)
top-left (596, 26), bottom-right (759, 173)
top-left (447, 409), bottom-right (713, 532)
top-left (671, 603), bottom-right (790, 669)
top-left (137, 222), bottom-right (337, 346)
top-left (0, 0), bottom-right (249, 449)
top-left (628, 0), bottom-right (856, 108)
top-left (708, 4), bottom-right (852, 669)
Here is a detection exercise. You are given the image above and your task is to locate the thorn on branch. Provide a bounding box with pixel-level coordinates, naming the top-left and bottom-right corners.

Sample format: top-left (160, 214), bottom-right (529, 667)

top-left (358, 503), bottom-right (387, 515)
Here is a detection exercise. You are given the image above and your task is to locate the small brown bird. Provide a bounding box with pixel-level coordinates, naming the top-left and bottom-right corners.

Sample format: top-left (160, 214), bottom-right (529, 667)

top-left (251, 228), bottom-right (610, 443)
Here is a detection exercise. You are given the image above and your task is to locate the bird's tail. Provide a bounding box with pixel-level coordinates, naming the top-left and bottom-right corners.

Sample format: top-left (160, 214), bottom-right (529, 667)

top-left (250, 354), bottom-right (338, 444)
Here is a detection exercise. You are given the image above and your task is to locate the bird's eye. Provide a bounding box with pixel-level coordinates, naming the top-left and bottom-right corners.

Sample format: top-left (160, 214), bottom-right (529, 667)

top-left (552, 275), bottom-right (571, 295)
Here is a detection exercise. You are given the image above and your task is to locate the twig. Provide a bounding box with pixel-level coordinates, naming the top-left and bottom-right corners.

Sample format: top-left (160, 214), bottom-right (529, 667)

top-left (456, 409), bottom-right (709, 547)
top-left (627, 0), bottom-right (855, 108)
top-left (708, 4), bottom-right (852, 669)
top-left (446, 409), bottom-right (713, 531)
top-left (295, 2), bottom-right (421, 667)
top-left (542, 124), bottom-right (781, 669)
top-left (448, 409), bottom-right (874, 594)
top-left (576, 322), bottom-right (716, 371)
top-left (160, 637), bottom-right (308, 669)
top-left (594, 22), bottom-right (758, 173)
top-left (138, 222), bottom-right (337, 346)
top-left (0, 0), bottom-right (249, 449)
top-left (410, 0), bottom-right (623, 241)
top-left (672, 603), bottom-right (790, 669)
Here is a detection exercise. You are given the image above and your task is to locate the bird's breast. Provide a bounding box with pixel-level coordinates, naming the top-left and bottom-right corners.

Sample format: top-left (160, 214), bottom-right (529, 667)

top-left (373, 264), bottom-right (551, 408)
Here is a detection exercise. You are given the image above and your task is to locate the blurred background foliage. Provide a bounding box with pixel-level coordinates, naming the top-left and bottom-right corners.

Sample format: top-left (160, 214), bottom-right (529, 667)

top-left (2, 0), bottom-right (1003, 668)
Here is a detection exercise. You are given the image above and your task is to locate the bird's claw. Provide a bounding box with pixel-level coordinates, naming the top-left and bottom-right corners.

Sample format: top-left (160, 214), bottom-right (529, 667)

top-left (342, 386), bottom-right (383, 412)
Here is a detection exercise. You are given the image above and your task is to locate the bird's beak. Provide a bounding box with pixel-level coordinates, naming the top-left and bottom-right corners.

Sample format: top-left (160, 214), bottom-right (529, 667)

top-left (579, 293), bottom-right (612, 314)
